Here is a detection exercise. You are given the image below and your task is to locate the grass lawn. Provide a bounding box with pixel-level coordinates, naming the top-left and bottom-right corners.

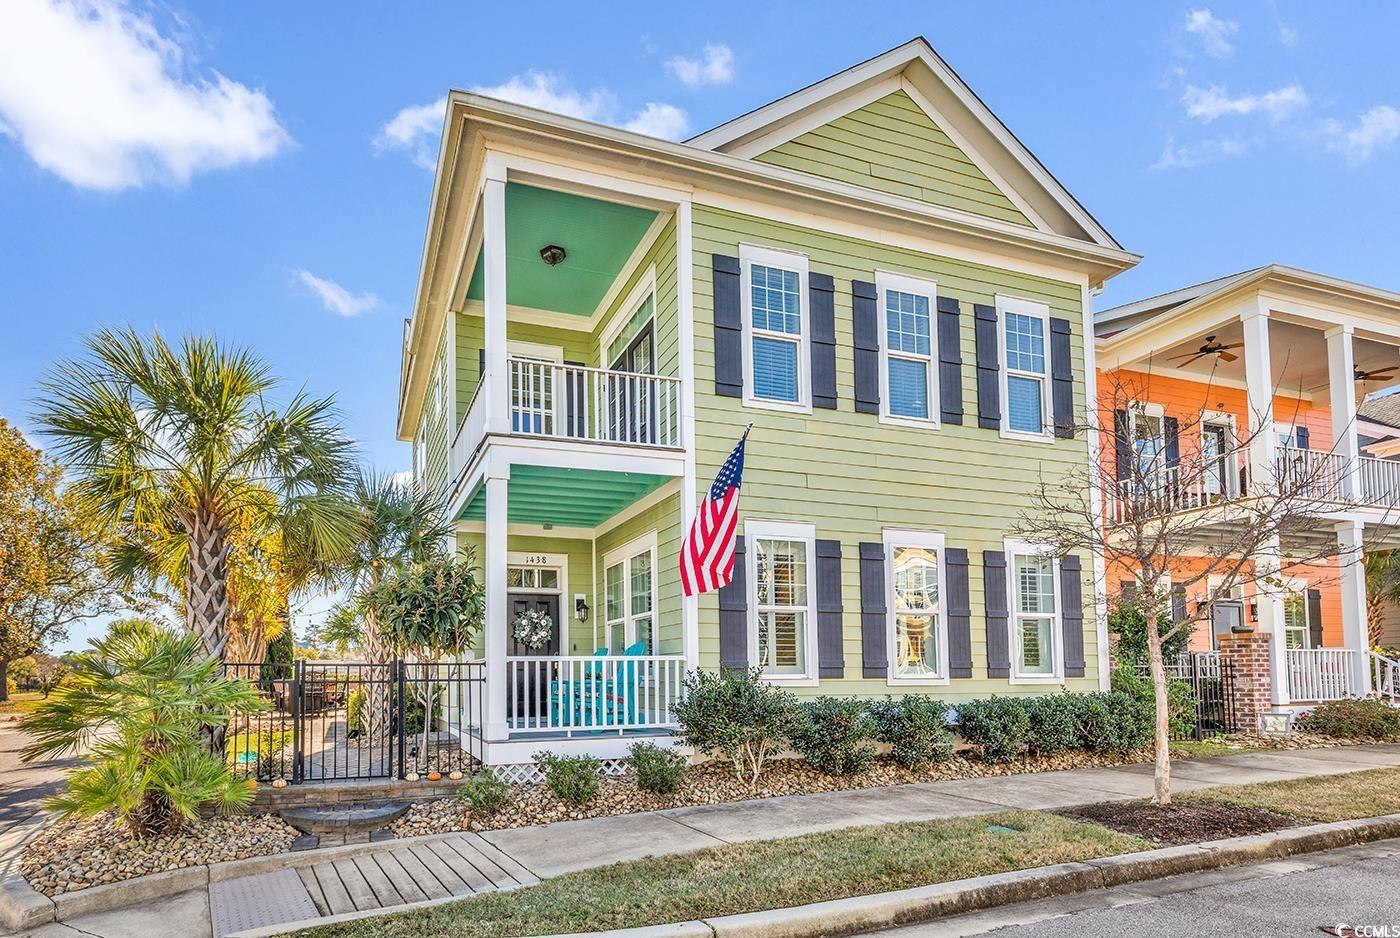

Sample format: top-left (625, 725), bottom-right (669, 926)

top-left (0, 691), bottom-right (44, 716)
top-left (1171, 739), bottom-right (1246, 759)
top-left (295, 811), bottom-right (1147, 938)
top-left (1181, 765), bottom-right (1400, 823)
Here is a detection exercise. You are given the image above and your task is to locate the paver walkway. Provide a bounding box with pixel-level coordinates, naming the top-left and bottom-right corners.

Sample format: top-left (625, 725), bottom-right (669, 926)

top-left (8, 742), bottom-right (1400, 938)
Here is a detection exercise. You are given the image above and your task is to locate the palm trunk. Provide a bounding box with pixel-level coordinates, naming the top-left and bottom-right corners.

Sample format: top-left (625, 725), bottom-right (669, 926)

top-left (361, 607), bottom-right (393, 743)
top-left (0, 657), bottom-right (8, 702)
top-left (186, 508), bottom-right (230, 661)
top-left (1145, 606), bottom-right (1172, 805)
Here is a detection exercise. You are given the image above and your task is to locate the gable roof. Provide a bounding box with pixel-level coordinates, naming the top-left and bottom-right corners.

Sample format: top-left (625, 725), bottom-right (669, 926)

top-left (1361, 393), bottom-right (1400, 431)
top-left (687, 37), bottom-right (1122, 250)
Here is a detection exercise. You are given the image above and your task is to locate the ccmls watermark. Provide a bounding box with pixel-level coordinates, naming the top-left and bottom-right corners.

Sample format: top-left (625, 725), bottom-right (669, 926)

top-left (1326, 924), bottom-right (1400, 937)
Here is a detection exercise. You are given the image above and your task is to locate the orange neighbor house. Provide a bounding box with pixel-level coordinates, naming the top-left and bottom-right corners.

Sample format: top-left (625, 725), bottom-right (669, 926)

top-left (1093, 266), bottom-right (1400, 711)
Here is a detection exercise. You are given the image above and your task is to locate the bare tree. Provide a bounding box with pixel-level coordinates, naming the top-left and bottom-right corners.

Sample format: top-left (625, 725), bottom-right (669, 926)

top-left (1013, 369), bottom-right (1374, 804)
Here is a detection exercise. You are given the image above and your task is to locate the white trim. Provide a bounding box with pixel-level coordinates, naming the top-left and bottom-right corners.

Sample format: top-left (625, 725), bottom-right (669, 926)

top-left (1005, 538), bottom-right (1065, 685)
top-left (598, 264), bottom-right (658, 365)
top-left (744, 519), bottom-right (820, 685)
top-left (740, 243), bottom-right (813, 414)
top-left (507, 340), bottom-right (564, 363)
top-left (875, 270), bottom-right (940, 429)
top-left (996, 294), bottom-right (1055, 444)
top-left (458, 300), bottom-right (595, 333)
top-left (882, 529), bottom-right (949, 685)
top-left (677, 199), bottom-right (700, 674)
top-left (1082, 282), bottom-right (1110, 690)
top-left (601, 530), bottom-right (660, 654)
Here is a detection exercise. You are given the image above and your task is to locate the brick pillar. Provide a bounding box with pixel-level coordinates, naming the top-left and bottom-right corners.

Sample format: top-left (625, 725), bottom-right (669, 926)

top-left (1219, 632), bottom-right (1274, 735)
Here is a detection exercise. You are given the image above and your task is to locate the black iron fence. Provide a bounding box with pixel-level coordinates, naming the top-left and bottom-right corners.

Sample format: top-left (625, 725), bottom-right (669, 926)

top-left (1127, 652), bottom-right (1240, 741)
top-left (222, 659), bottom-right (485, 784)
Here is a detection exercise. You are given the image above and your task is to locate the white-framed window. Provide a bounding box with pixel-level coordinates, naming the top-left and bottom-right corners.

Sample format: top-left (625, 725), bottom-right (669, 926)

top-left (740, 244), bottom-right (810, 413)
top-left (602, 532), bottom-right (657, 655)
top-left (1130, 403), bottom-right (1166, 476)
top-left (413, 425), bottom-right (426, 484)
top-left (1006, 539), bottom-right (1062, 683)
top-left (1201, 411), bottom-right (1235, 498)
top-left (883, 530), bottom-right (948, 683)
top-left (745, 519), bottom-right (818, 683)
top-left (877, 271), bottom-right (939, 426)
top-left (1282, 580), bottom-right (1311, 649)
top-left (997, 295), bottom-right (1053, 441)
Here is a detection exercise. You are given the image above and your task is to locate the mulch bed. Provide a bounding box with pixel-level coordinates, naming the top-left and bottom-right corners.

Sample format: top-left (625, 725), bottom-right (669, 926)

top-left (1062, 800), bottom-right (1295, 844)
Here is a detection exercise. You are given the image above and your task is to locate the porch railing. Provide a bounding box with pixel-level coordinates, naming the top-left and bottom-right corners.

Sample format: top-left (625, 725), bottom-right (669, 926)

top-left (1275, 445), bottom-right (1347, 502)
top-left (509, 358), bottom-right (681, 448)
top-left (1373, 651), bottom-right (1400, 704)
top-left (505, 654), bottom-right (686, 735)
top-left (1359, 454), bottom-right (1400, 507)
top-left (1286, 648), bottom-right (1359, 702)
top-left (1107, 452), bottom-right (1244, 524)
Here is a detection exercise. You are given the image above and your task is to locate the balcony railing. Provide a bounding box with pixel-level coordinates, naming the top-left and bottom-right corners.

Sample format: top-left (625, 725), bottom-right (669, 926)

top-left (1285, 648), bottom-right (1359, 702)
top-left (504, 654), bottom-right (686, 735)
top-left (1359, 454), bottom-right (1400, 507)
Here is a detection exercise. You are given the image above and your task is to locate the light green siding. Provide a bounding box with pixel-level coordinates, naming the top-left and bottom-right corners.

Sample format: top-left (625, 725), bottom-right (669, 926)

top-left (456, 529), bottom-right (595, 657)
top-left (690, 203), bottom-right (1096, 699)
top-left (417, 325), bottom-right (452, 498)
top-left (754, 91), bottom-right (1032, 228)
top-left (591, 215), bottom-right (680, 377)
top-left (454, 314), bottom-right (595, 419)
top-left (593, 490), bottom-right (684, 656)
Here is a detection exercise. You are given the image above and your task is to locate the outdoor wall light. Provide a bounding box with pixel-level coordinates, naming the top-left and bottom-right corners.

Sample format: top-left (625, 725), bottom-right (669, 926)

top-left (575, 596), bottom-right (589, 623)
top-left (539, 244), bottom-right (567, 266)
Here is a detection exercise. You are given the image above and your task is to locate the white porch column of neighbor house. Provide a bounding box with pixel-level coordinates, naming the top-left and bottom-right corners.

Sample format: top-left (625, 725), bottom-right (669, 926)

top-left (482, 174), bottom-right (510, 436)
top-left (483, 470), bottom-right (510, 740)
top-left (1337, 519), bottom-right (1374, 695)
top-left (1326, 325), bottom-right (1362, 501)
top-left (1254, 537), bottom-right (1290, 706)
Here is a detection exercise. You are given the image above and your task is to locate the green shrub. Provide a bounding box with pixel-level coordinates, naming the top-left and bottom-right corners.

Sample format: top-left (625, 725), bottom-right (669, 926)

top-left (868, 697), bottom-right (954, 770)
top-left (1025, 694), bottom-right (1084, 755)
top-left (956, 697), bottom-right (1031, 763)
top-left (1299, 699), bottom-right (1400, 741)
top-left (627, 742), bottom-right (687, 794)
top-left (347, 686), bottom-right (366, 734)
top-left (1111, 667), bottom-right (1195, 740)
top-left (673, 668), bottom-right (797, 788)
top-left (788, 697), bottom-right (875, 775)
top-left (534, 752), bottom-right (602, 804)
top-left (1078, 691), bottom-right (1154, 753)
top-left (457, 772), bottom-right (512, 813)
top-left (1108, 600), bottom-right (1189, 666)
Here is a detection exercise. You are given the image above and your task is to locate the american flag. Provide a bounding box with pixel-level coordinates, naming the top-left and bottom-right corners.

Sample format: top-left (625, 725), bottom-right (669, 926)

top-left (680, 428), bottom-right (749, 597)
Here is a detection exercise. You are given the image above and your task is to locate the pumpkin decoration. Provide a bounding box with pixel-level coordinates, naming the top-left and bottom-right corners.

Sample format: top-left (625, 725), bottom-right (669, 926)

top-left (271, 777), bottom-right (289, 789)
top-left (245, 779), bottom-right (259, 789)
top-left (448, 770), bottom-right (463, 781)
top-left (405, 772), bottom-right (420, 782)
top-left (426, 771), bottom-right (442, 782)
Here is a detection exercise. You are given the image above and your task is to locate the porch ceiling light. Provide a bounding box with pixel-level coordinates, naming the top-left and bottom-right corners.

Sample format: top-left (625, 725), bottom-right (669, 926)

top-left (539, 244), bottom-right (567, 266)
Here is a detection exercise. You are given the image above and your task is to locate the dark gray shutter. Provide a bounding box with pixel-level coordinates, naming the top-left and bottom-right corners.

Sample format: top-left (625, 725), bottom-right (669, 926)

top-left (945, 547), bottom-right (973, 678)
top-left (816, 539), bottom-right (844, 678)
top-left (1164, 416), bottom-right (1180, 468)
top-left (973, 303), bottom-right (1000, 429)
top-left (478, 347), bottom-right (485, 384)
top-left (810, 273), bottom-right (837, 410)
top-left (859, 542), bottom-right (887, 678)
top-left (1170, 583), bottom-right (1187, 623)
top-left (852, 281), bottom-right (880, 414)
top-left (937, 297), bottom-right (963, 424)
top-left (1050, 317), bottom-right (1074, 439)
top-left (1115, 409), bottom-right (1131, 480)
top-left (1296, 425), bottom-right (1310, 450)
top-left (983, 550), bottom-right (1010, 678)
top-left (1060, 555), bottom-right (1086, 678)
top-left (1307, 588), bottom-right (1324, 647)
top-left (718, 536), bottom-right (748, 670)
top-left (712, 255), bottom-right (743, 398)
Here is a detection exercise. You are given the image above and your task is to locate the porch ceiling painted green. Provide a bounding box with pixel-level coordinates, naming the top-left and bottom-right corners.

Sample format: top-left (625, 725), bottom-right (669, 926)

top-left (465, 184), bottom-right (660, 316)
top-left (458, 464), bottom-right (672, 527)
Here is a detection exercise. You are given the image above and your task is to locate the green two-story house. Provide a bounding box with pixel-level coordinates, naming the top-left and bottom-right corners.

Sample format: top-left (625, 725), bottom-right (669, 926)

top-left (398, 37), bottom-right (1141, 766)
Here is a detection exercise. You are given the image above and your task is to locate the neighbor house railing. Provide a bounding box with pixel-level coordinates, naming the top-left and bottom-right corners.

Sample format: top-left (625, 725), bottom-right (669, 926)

top-left (1372, 651), bottom-right (1400, 704)
top-left (504, 654), bottom-right (686, 735)
top-left (1285, 648), bottom-right (1359, 702)
top-left (1359, 455), bottom-right (1400, 507)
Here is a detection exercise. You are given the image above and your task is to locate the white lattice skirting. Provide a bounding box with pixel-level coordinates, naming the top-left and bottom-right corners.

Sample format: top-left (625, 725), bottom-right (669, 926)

top-left (487, 758), bottom-right (631, 786)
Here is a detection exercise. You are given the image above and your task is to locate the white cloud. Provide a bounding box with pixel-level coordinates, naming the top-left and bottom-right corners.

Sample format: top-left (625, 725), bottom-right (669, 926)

top-left (666, 44), bottom-right (735, 88)
top-left (372, 96), bottom-right (445, 170)
top-left (1183, 83), bottom-right (1308, 122)
top-left (1324, 105), bottom-right (1400, 164)
top-left (296, 270), bottom-right (378, 318)
top-left (378, 71), bottom-right (690, 167)
top-left (0, 0), bottom-right (288, 191)
top-left (624, 102), bottom-right (689, 139)
top-left (1184, 8), bottom-right (1239, 58)
top-left (1151, 136), bottom-right (1247, 170)
top-left (1278, 23), bottom-right (1299, 47)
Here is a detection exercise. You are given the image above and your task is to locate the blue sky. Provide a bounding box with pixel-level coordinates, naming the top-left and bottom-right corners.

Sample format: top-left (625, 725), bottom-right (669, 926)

top-left (3, 1), bottom-right (1398, 649)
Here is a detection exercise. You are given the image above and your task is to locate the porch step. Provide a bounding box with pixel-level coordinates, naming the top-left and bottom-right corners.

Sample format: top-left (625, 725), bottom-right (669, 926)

top-left (279, 803), bottom-right (411, 847)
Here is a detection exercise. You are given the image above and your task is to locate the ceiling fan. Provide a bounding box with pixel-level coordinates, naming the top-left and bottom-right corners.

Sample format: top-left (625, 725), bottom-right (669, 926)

top-left (1355, 365), bottom-right (1400, 383)
top-left (1170, 335), bottom-right (1244, 367)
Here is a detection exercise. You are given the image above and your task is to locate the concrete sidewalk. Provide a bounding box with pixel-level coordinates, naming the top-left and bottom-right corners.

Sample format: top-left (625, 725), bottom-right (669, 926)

top-left (9, 742), bottom-right (1400, 938)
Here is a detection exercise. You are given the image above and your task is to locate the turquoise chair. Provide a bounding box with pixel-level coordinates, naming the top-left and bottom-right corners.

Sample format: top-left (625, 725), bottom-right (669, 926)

top-left (605, 642), bottom-right (649, 725)
top-left (552, 647), bottom-right (609, 727)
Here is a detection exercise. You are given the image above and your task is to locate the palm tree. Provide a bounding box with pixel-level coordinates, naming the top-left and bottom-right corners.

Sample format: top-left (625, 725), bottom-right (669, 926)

top-left (1367, 550), bottom-right (1400, 648)
top-left (35, 329), bottom-right (357, 662)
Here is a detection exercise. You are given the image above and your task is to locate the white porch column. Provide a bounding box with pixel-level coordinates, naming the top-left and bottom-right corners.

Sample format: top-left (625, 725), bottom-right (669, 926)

top-left (1254, 536), bottom-right (1290, 706)
top-left (482, 174), bottom-right (510, 436)
top-left (1241, 307), bottom-right (1278, 496)
top-left (483, 467), bottom-right (510, 740)
top-left (1326, 325), bottom-right (1362, 501)
top-left (1337, 519), bottom-right (1373, 695)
